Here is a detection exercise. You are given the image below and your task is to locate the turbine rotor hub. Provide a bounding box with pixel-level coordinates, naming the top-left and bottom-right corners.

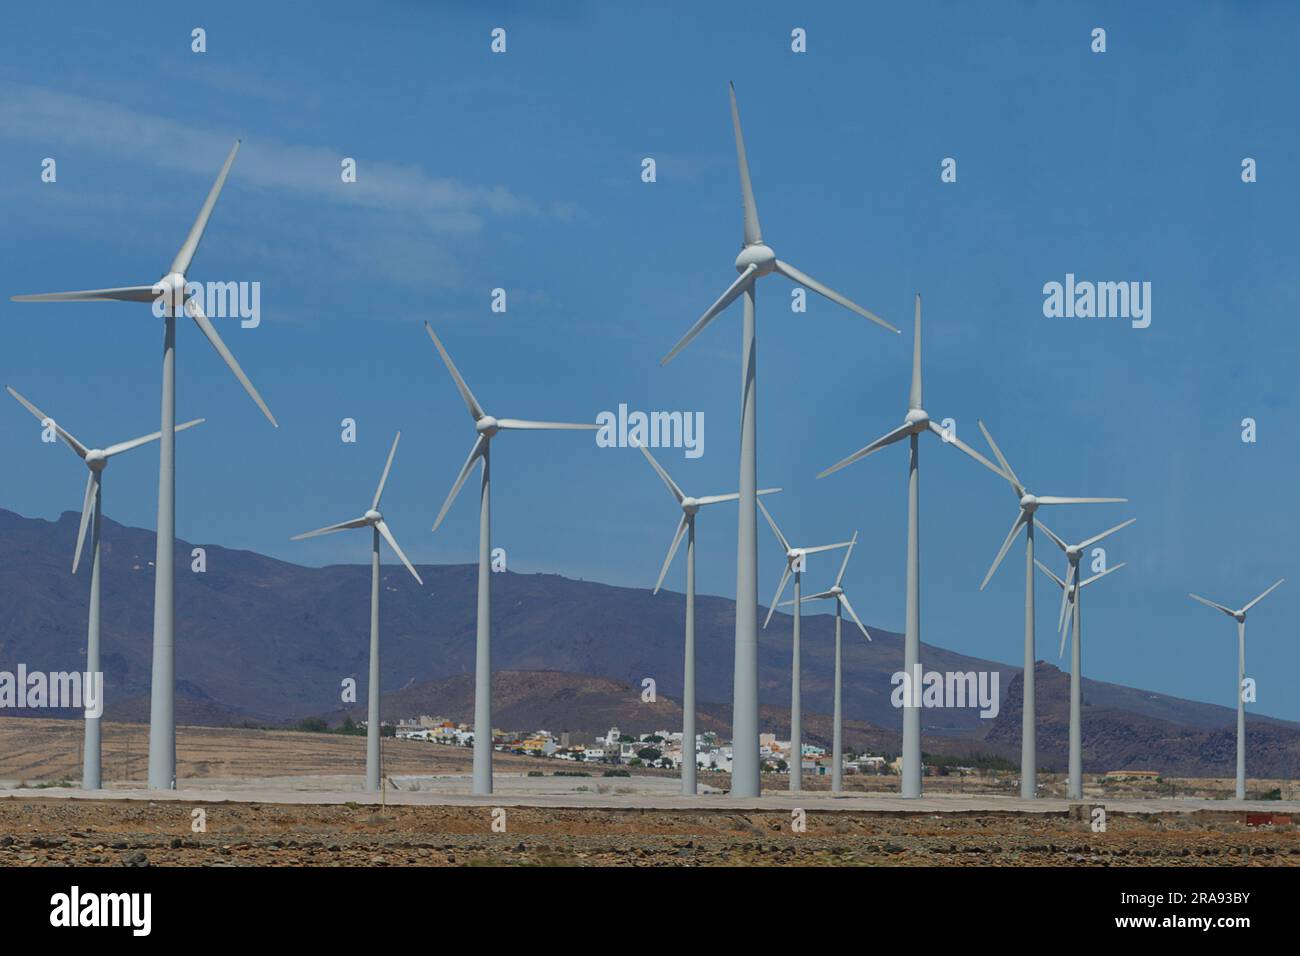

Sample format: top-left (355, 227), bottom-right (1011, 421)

top-left (735, 243), bottom-right (776, 276)
top-left (681, 497), bottom-right (699, 515)
top-left (85, 450), bottom-right (107, 471)
top-left (364, 509), bottom-right (382, 523)
top-left (905, 407), bottom-right (930, 432)
top-left (1020, 493), bottom-right (1038, 512)
top-left (475, 415), bottom-right (499, 437)
top-left (156, 272), bottom-right (187, 314)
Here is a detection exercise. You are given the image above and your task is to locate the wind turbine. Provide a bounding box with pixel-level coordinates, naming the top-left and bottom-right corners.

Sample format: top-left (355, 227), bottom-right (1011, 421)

top-left (779, 531), bottom-right (870, 795)
top-left (426, 322), bottom-right (596, 795)
top-left (1035, 557), bottom-right (1125, 801)
top-left (818, 295), bottom-right (1006, 797)
top-left (659, 83), bottom-right (898, 797)
top-left (291, 431), bottom-right (422, 792)
top-left (975, 420), bottom-right (1125, 798)
top-left (758, 499), bottom-right (852, 793)
top-left (1036, 519), bottom-right (1134, 799)
top-left (12, 140), bottom-right (278, 790)
top-left (6, 386), bottom-right (202, 790)
top-left (1187, 578), bottom-right (1284, 800)
top-left (635, 442), bottom-right (778, 795)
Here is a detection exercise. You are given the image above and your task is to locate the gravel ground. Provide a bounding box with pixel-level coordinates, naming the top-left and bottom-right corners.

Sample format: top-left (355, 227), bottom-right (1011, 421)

top-left (1, 799), bottom-right (1297, 867)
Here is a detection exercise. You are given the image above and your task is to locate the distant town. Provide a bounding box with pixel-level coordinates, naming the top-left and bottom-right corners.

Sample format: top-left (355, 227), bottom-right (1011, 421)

top-left (384, 715), bottom-right (897, 777)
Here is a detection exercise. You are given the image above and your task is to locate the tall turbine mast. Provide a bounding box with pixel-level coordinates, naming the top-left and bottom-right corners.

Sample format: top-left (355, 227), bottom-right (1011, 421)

top-left (661, 83), bottom-right (897, 797)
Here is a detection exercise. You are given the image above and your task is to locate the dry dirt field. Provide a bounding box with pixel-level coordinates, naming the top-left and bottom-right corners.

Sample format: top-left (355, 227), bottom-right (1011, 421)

top-left (1, 800), bottom-right (1297, 867)
top-left (3, 718), bottom-right (1298, 867)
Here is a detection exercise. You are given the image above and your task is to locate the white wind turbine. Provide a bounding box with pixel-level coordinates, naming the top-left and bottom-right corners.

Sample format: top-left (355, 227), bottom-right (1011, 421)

top-left (1035, 556), bottom-right (1125, 801)
top-left (758, 499), bottom-right (853, 793)
top-left (426, 322), bottom-right (597, 795)
top-left (1036, 519), bottom-right (1134, 799)
top-left (660, 82), bottom-right (898, 797)
top-left (1187, 578), bottom-right (1284, 800)
top-left (12, 140), bottom-right (278, 790)
top-left (779, 531), bottom-right (870, 795)
top-left (975, 420), bottom-right (1125, 798)
top-left (6, 386), bottom-right (202, 790)
top-left (818, 295), bottom-right (1006, 797)
top-left (291, 431), bottom-right (422, 792)
top-left (636, 442), bottom-right (778, 795)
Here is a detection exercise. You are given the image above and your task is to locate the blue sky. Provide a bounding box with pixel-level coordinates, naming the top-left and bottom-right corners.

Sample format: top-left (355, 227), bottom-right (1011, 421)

top-left (2, 2), bottom-right (1298, 718)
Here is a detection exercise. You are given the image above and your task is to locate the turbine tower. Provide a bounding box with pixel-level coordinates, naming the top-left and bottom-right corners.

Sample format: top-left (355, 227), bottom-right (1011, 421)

top-left (757, 499), bottom-right (852, 792)
top-left (426, 323), bottom-right (596, 795)
top-left (635, 442), bottom-right (778, 795)
top-left (12, 141), bottom-right (278, 790)
top-left (975, 420), bottom-right (1124, 798)
top-left (6, 386), bottom-right (202, 790)
top-left (1187, 578), bottom-right (1284, 800)
top-left (818, 295), bottom-right (1005, 797)
top-left (291, 431), bottom-right (423, 792)
top-left (1036, 519), bottom-right (1135, 799)
top-left (659, 83), bottom-right (898, 797)
top-left (1035, 557), bottom-right (1125, 800)
top-left (780, 531), bottom-right (870, 794)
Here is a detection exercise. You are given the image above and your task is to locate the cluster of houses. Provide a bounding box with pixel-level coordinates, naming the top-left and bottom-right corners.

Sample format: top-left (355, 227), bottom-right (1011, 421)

top-left (389, 716), bottom-right (891, 776)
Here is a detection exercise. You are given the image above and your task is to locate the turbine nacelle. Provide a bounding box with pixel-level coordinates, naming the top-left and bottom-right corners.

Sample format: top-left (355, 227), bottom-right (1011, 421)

top-left (364, 509), bottom-right (383, 524)
top-left (153, 272), bottom-right (188, 314)
top-left (734, 242), bottom-right (776, 276)
top-left (904, 407), bottom-right (930, 433)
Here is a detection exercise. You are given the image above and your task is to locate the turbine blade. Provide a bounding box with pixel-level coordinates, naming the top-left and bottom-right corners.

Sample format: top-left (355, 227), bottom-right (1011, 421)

top-left (72, 471), bottom-right (98, 574)
top-left (171, 140), bottom-right (241, 275)
top-left (372, 431), bottom-right (401, 509)
top-left (660, 265), bottom-right (757, 366)
top-left (838, 592), bottom-right (872, 641)
top-left (6, 386), bottom-right (89, 457)
top-left (976, 420), bottom-right (1022, 495)
top-left (817, 422), bottom-right (911, 479)
top-left (1189, 593), bottom-right (1237, 618)
top-left (799, 589), bottom-right (837, 602)
top-left (102, 418), bottom-right (204, 458)
top-left (186, 298), bottom-right (278, 427)
top-left (11, 285), bottom-right (157, 303)
top-left (1034, 558), bottom-right (1066, 589)
top-left (1035, 519), bottom-right (1069, 554)
top-left (1036, 496), bottom-right (1127, 505)
top-left (635, 442), bottom-right (685, 504)
top-left (1080, 561), bottom-right (1126, 588)
top-left (801, 540), bottom-right (854, 555)
top-left (496, 418), bottom-right (597, 430)
top-left (1242, 578), bottom-right (1285, 613)
top-left (1078, 517), bottom-right (1136, 550)
top-left (1058, 562), bottom-right (1077, 633)
top-left (757, 498), bottom-right (791, 553)
top-left (834, 531), bottom-right (858, 588)
top-left (654, 514), bottom-right (689, 594)
top-left (909, 294), bottom-right (923, 410)
top-left (693, 489), bottom-right (779, 507)
top-left (773, 260), bottom-right (897, 333)
top-left (1059, 594), bottom-right (1075, 658)
top-left (291, 516), bottom-right (369, 540)
top-left (728, 82), bottom-right (762, 246)
top-left (376, 519), bottom-right (423, 586)
top-left (433, 435), bottom-right (487, 532)
top-left (764, 564), bottom-right (792, 629)
top-left (980, 510), bottom-right (1027, 591)
top-left (928, 421), bottom-right (1006, 479)
top-left (424, 322), bottom-right (485, 422)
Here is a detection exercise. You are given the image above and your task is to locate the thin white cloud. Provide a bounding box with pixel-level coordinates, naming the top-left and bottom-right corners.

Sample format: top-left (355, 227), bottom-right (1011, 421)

top-left (0, 82), bottom-right (574, 231)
